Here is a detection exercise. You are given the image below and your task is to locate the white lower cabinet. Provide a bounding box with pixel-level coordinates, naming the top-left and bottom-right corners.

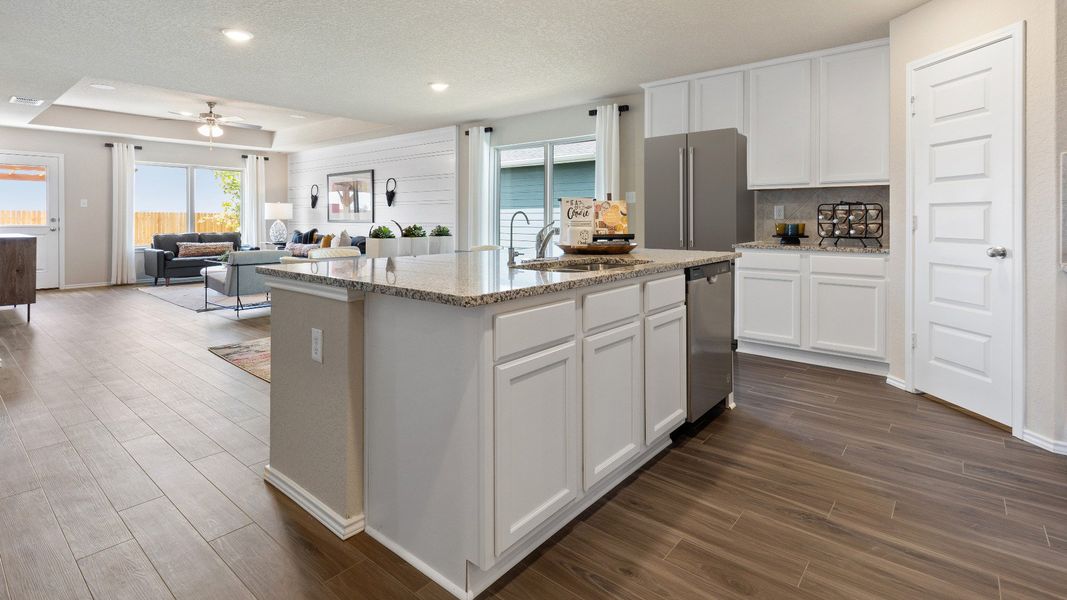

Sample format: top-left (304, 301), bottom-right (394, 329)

top-left (644, 305), bottom-right (687, 443)
top-left (735, 270), bottom-right (802, 346)
top-left (809, 275), bottom-right (886, 358)
top-left (583, 321), bottom-right (643, 490)
top-left (494, 341), bottom-right (579, 555)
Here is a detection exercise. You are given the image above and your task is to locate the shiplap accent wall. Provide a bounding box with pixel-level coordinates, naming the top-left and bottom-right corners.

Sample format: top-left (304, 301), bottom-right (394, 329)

top-left (287, 126), bottom-right (458, 238)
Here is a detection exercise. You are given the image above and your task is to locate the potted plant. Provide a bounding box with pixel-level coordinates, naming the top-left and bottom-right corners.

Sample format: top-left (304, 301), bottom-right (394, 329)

top-left (391, 220), bottom-right (411, 256)
top-left (366, 225), bottom-right (397, 258)
top-left (428, 225), bottom-right (454, 254)
top-left (402, 224), bottom-right (429, 255)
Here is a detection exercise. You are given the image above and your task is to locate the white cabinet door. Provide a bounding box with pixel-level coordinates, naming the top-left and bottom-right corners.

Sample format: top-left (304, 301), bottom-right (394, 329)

top-left (583, 322), bottom-right (643, 490)
top-left (735, 270), bottom-right (802, 346)
top-left (748, 59), bottom-right (813, 187)
top-left (644, 305), bottom-right (687, 443)
top-left (818, 45), bottom-right (890, 184)
top-left (691, 71), bottom-right (745, 134)
top-left (494, 342), bottom-right (579, 555)
top-left (809, 275), bottom-right (886, 359)
top-left (645, 81), bottom-right (689, 138)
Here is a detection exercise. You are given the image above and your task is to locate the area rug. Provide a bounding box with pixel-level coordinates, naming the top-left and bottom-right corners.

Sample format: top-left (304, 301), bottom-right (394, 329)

top-left (209, 337), bottom-right (271, 382)
top-left (137, 282), bottom-right (270, 318)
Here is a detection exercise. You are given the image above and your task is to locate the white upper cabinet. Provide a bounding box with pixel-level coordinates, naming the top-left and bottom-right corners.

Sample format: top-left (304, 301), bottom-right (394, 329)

top-left (747, 59), bottom-right (813, 187)
top-left (818, 45), bottom-right (890, 184)
top-left (642, 40), bottom-right (889, 189)
top-left (645, 81), bottom-right (689, 138)
top-left (691, 71), bottom-right (745, 134)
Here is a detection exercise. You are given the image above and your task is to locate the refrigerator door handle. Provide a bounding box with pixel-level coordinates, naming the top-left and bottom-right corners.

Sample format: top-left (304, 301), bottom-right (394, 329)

top-left (688, 147), bottom-right (695, 248)
top-left (678, 147), bottom-right (685, 248)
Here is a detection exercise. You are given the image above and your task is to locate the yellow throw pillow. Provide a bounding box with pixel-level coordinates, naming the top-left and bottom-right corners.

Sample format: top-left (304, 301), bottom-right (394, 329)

top-left (320, 234), bottom-right (335, 248)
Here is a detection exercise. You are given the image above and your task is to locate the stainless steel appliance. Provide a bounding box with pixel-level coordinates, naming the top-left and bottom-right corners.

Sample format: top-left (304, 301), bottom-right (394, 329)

top-left (644, 128), bottom-right (754, 251)
top-left (685, 261), bottom-right (733, 421)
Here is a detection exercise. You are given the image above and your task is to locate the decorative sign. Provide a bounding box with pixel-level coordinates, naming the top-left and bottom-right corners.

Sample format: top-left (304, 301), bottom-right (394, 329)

top-left (560, 197), bottom-right (594, 245)
top-left (594, 200), bottom-right (629, 236)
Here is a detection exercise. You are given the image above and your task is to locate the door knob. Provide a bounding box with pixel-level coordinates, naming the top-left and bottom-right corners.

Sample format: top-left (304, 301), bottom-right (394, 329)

top-left (986, 246), bottom-right (1007, 258)
top-left (49, 227), bottom-right (57, 232)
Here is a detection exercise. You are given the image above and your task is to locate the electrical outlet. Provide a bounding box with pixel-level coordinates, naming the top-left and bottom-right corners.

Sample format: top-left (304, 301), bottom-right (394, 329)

top-left (773, 205), bottom-right (785, 220)
top-left (310, 328), bottom-right (323, 364)
top-left (80, 198), bottom-right (88, 208)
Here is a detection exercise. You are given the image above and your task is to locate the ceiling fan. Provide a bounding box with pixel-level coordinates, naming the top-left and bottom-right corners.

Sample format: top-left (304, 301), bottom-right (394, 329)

top-left (167, 101), bottom-right (262, 145)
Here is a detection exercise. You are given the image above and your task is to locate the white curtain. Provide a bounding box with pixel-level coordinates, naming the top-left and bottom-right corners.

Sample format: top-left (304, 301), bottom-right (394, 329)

top-left (243, 155), bottom-right (266, 247)
top-left (466, 127), bottom-right (492, 249)
top-left (110, 143), bottom-right (136, 285)
top-left (594, 104), bottom-right (621, 202)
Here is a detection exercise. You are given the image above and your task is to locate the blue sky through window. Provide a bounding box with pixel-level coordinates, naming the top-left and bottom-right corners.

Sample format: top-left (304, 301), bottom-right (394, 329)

top-left (0, 180), bottom-right (46, 211)
top-left (134, 164), bottom-right (238, 213)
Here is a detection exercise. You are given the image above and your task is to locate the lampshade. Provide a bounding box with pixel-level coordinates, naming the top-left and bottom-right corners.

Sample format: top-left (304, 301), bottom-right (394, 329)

top-left (265, 202), bottom-right (293, 220)
top-left (197, 123), bottom-right (224, 138)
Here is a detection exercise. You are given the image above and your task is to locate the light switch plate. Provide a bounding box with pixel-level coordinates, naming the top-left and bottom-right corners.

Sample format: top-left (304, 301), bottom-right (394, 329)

top-left (310, 328), bottom-right (323, 363)
top-left (773, 205), bottom-right (785, 220)
top-left (80, 198), bottom-right (88, 208)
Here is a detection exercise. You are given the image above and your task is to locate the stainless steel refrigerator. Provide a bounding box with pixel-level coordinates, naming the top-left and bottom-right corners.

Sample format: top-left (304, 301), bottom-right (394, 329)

top-left (643, 128), bottom-right (754, 251)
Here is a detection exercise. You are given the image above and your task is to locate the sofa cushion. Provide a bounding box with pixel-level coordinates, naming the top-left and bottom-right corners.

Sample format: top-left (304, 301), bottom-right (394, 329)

top-left (301, 228), bottom-right (318, 244)
top-left (177, 241), bottom-right (233, 257)
top-left (337, 230), bottom-right (352, 247)
top-left (152, 233), bottom-right (199, 254)
top-left (199, 232), bottom-right (241, 250)
top-left (169, 256), bottom-right (218, 269)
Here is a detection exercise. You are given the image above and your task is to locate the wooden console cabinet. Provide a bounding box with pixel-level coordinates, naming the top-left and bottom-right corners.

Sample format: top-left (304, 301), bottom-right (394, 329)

top-left (0, 234), bottom-right (36, 322)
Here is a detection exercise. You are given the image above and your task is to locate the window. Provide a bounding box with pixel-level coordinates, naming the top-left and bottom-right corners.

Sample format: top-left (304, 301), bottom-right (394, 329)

top-left (495, 137), bottom-right (595, 253)
top-left (0, 163), bottom-right (48, 226)
top-left (134, 163), bottom-right (242, 246)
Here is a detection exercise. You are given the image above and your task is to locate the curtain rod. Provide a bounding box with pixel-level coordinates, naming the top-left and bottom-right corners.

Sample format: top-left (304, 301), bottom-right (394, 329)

top-left (241, 155), bottom-right (270, 160)
top-left (464, 127), bottom-right (493, 136)
top-left (103, 143), bottom-right (143, 150)
top-left (588, 105), bottom-right (630, 117)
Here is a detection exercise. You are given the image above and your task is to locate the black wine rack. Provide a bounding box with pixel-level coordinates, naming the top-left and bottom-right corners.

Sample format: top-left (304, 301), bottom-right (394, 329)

top-left (816, 202), bottom-right (884, 247)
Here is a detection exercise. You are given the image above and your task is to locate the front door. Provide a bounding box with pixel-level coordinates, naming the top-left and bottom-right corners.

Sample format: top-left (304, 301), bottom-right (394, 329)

top-left (0, 153), bottom-right (61, 289)
top-left (911, 33), bottom-right (1019, 426)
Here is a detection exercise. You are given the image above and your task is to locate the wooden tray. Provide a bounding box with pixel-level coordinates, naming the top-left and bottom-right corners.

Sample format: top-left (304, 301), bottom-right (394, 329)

top-left (556, 243), bottom-right (638, 255)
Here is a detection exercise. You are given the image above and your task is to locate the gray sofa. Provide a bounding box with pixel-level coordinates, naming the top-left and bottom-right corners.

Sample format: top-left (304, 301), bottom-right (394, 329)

top-left (202, 249), bottom-right (291, 315)
top-left (143, 232), bottom-right (242, 285)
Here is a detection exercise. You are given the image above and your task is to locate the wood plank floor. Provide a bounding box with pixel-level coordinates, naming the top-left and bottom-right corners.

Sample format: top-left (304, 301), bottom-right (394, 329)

top-left (0, 286), bottom-right (1065, 599)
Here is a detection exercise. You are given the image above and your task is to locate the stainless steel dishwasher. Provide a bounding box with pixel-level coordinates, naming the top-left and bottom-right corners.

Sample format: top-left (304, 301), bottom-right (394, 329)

top-left (685, 261), bottom-right (734, 422)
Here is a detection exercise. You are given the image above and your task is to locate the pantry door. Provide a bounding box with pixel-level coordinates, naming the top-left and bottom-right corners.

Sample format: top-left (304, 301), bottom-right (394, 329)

top-left (909, 25), bottom-right (1023, 427)
top-left (0, 153), bottom-right (62, 289)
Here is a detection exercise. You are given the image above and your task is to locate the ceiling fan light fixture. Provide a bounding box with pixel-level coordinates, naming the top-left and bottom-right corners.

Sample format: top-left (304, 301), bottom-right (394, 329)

top-left (222, 29), bottom-right (254, 42)
top-left (197, 123), bottom-right (224, 138)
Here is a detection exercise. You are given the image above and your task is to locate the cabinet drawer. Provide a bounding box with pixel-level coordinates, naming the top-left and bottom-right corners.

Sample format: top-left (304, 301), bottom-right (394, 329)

top-left (809, 255), bottom-right (886, 278)
top-left (644, 275), bottom-right (685, 314)
top-left (495, 300), bottom-right (576, 361)
top-left (583, 284), bottom-right (640, 332)
top-left (736, 252), bottom-right (801, 272)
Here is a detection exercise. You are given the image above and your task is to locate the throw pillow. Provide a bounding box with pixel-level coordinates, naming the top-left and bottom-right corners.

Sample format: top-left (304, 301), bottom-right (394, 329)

top-left (338, 230), bottom-right (352, 247)
top-left (176, 242), bottom-right (233, 257)
top-left (320, 234), bottom-right (335, 248)
top-left (285, 242), bottom-right (320, 257)
top-left (291, 230), bottom-right (303, 244)
top-left (301, 228), bottom-right (318, 244)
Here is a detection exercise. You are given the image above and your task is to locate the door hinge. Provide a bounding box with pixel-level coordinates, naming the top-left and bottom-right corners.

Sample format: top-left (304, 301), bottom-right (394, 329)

top-left (911, 333), bottom-right (917, 349)
top-left (912, 215), bottom-right (918, 232)
top-left (910, 95), bottom-right (916, 117)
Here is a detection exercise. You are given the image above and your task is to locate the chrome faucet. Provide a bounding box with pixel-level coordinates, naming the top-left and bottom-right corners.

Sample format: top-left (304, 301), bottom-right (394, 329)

top-left (508, 211), bottom-right (530, 266)
top-left (535, 221), bottom-right (558, 259)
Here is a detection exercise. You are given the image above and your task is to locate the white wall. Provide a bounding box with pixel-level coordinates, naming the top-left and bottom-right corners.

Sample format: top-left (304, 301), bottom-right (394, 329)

top-left (0, 125), bottom-right (287, 287)
top-left (458, 93), bottom-right (645, 246)
top-left (888, 0), bottom-right (1065, 443)
top-left (286, 126), bottom-right (457, 238)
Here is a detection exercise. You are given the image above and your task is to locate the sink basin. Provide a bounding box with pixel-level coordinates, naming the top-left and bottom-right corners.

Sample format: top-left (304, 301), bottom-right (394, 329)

top-left (514, 260), bottom-right (648, 273)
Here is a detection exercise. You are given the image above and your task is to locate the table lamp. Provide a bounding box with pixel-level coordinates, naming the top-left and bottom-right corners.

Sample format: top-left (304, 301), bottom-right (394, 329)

top-left (265, 202), bottom-right (294, 243)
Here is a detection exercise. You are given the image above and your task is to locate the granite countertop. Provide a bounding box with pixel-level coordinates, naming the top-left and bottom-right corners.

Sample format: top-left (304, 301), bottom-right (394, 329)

top-left (257, 248), bottom-right (738, 307)
top-left (734, 241), bottom-right (890, 255)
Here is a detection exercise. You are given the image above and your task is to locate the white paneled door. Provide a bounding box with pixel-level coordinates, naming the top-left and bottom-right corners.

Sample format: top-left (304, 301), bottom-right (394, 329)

top-left (0, 153), bottom-right (61, 288)
top-left (911, 33), bottom-right (1020, 426)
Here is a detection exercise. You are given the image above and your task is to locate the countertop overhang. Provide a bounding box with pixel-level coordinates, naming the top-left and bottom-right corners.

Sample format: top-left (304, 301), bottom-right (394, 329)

top-left (258, 249), bottom-right (739, 307)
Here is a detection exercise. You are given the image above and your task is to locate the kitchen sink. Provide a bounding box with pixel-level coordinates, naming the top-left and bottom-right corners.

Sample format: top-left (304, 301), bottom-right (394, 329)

top-left (513, 260), bottom-right (649, 273)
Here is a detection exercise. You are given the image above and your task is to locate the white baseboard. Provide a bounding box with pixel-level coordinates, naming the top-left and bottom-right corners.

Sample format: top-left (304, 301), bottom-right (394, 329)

top-left (1020, 430), bottom-right (1067, 455)
top-left (885, 375), bottom-right (916, 393)
top-left (60, 281), bottom-right (110, 290)
top-left (263, 465), bottom-right (364, 539)
top-left (365, 526), bottom-right (470, 600)
top-left (737, 341), bottom-right (889, 376)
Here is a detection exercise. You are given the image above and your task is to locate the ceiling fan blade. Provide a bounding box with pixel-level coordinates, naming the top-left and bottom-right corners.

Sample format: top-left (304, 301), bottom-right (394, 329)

top-left (216, 116), bottom-right (245, 123)
top-left (225, 122), bottom-right (263, 130)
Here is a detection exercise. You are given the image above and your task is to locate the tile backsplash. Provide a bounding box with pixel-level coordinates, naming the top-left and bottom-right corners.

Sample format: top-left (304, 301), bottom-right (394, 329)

top-left (754, 186), bottom-right (890, 246)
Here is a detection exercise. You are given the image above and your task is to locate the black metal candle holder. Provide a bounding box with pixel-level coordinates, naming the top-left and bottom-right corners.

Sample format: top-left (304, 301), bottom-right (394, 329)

top-left (817, 202), bottom-right (884, 247)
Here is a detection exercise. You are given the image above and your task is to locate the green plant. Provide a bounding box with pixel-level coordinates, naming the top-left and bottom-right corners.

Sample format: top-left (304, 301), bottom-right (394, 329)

top-left (430, 225), bottom-right (451, 236)
top-left (369, 225), bottom-right (395, 239)
top-left (402, 224), bottom-right (426, 238)
top-left (213, 170), bottom-right (242, 232)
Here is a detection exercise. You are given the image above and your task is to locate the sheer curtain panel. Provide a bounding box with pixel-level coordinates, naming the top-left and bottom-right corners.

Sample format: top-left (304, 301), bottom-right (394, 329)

top-left (110, 143), bottom-right (136, 284)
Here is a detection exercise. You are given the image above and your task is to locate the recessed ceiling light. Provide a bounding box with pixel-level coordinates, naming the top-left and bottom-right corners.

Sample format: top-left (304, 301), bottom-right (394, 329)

top-left (89, 83), bottom-right (116, 91)
top-left (289, 114), bottom-right (306, 119)
top-left (222, 29), bottom-right (254, 42)
top-left (429, 82), bottom-right (450, 92)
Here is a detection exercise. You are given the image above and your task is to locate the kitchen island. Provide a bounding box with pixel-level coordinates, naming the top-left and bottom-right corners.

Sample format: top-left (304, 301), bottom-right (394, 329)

top-left (258, 248), bottom-right (737, 599)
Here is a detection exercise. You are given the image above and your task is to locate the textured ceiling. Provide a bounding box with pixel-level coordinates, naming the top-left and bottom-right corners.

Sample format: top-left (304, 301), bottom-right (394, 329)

top-left (0, 0), bottom-right (926, 143)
